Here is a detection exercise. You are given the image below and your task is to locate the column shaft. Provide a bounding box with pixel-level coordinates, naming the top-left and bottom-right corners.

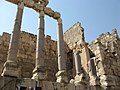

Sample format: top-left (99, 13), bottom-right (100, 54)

top-left (56, 18), bottom-right (68, 83)
top-left (36, 11), bottom-right (45, 67)
top-left (57, 18), bottom-right (66, 71)
top-left (74, 51), bottom-right (81, 75)
top-left (1, 2), bottom-right (24, 77)
top-left (89, 58), bottom-right (97, 76)
top-left (32, 11), bottom-right (45, 80)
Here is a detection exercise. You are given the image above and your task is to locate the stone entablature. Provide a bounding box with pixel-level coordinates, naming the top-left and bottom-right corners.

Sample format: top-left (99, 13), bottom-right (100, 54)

top-left (3, 0), bottom-right (68, 83)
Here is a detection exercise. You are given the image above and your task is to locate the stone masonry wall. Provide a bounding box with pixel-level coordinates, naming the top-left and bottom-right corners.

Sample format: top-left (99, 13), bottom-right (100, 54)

top-left (64, 22), bottom-right (84, 50)
top-left (0, 31), bottom-right (58, 81)
top-left (0, 32), bottom-right (11, 75)
top-left (0, 23), bottom-right (120, 90)
top-left (64, 22), bottom-right (84, 79)
top-left (88, 29), bottom-right (120, 89)
top-left (64, 22), bottom-right (90, 82)
top-left (0, 76), bottom-right (87, 90)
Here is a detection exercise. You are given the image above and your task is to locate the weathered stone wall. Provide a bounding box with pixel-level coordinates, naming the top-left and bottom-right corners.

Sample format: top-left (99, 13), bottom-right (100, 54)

top-left (0, 32), bottom-right (11, 75)
top-left (64, 22), bottom-right (120, 89)
top-left (0, 23), bottom-right (120, 90)
top-left (64, 22), bottom-right (84, 50)
top-left (88, 29), bottom-right (120, 89)
top-left (64, 22), bottom-right (90, 81)
top-left (0, 31), bottom-right (58, 81)
top-left (0, 76), bottom-right (88, 90)
top-left (64, 22), bottom-right (84, 79)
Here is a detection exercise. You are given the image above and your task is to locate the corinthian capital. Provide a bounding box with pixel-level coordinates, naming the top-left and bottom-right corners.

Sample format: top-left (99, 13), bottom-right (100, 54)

top-left (57, 18), bottom-right (62, 24)
top-left (18, 2), bottom-right (24, 9)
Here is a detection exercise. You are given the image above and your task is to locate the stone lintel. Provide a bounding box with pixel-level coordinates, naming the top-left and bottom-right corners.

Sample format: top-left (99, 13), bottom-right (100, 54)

top-left (6, 0), bottom-right (18, 5)
top-left (44, 7), bottom-right (54, 17)
top-left (44, 7), bottom-right (61, 20)
top-left (6, 0), bottom-right (34, 8)
top-left (6, 0), bottom-right (61, 20)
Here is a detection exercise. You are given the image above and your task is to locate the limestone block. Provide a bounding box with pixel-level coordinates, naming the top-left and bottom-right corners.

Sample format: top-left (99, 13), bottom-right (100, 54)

top-left (98, 67), bottom-right (106, 75)
top-left (1, 63), bottom-right (19, 77)
top-left (56, 70), bottom-right (68, 83)
top-left (100, 75), bottom-right (116, 86)
top-left (0, 76), bottom-right (16, 90)
top-left (19, 78), bottom-right (35, 87)
top-left (23, 0), bottom-right (34, 8)
top-left (56, 83), bottom-right (65, 90)
top-left (76, 84), bottom-right (89, 90)
top-left (89, 76), bottom-right (100, 86)
top-left (68, 83), bottom-right (75, 90)
top-left (34, 3), bottom-right (41, 11)
top-left (53, 12), bottom-right (60, 19)
top-left (3, 42), bottom-right (9, 47)
top-left (0, 31), bottom-right (58, 80)
top-left (42, 81), bottom-right (54, 90)
top-left (44, 7), bottom-right (54, 17)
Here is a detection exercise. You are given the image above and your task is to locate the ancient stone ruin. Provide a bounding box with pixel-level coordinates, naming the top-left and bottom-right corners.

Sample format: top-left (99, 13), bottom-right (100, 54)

top-left (0, 0), bottom-right (120, 90)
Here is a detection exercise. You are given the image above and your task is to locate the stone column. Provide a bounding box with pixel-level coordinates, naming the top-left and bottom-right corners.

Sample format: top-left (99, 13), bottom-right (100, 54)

top-left (73, 50), bottom-right (83, 84)
top-left (1, 2), bottom-right (24, 77)
top-left (89, 58), bottom-right (100, 90)
top-left (74, 51), bottom-right (81, 75)
top-left (56, 18), bottom-right (68, 83)
top-left (72, 49), bottom-right (89, 89)
top-left (32, 10), bottom-right (45, 80)
top-left (89, 58), bottom-right (97, 76)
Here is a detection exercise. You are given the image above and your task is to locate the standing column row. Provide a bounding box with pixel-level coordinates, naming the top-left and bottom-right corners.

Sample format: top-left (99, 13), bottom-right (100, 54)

top-left (1, 2), bottom-right (24, 77)
top-left (32, 10), bottom-right (45, 80)
top-left (56, 18), bottom-right (68, 83)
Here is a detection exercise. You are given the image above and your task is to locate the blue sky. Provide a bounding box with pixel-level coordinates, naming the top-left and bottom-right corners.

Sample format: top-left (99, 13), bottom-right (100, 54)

top-left (0, 0), bottom-right (120, 42)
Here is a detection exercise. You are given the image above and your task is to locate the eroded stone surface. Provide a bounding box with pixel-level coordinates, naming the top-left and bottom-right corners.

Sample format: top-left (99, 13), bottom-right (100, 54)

top-left (0, 31), bottom-right (58, 81)
top-left (0, 22), bottom-right (120, 90)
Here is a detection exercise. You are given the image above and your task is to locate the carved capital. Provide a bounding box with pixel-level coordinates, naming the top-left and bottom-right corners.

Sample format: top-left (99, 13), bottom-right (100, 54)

top-left (40, 10), bottom-right (45, 16)
top-left (18, 2), bottom-right (24, 9)
top-left (57, 18), bottom-right (62, 24)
